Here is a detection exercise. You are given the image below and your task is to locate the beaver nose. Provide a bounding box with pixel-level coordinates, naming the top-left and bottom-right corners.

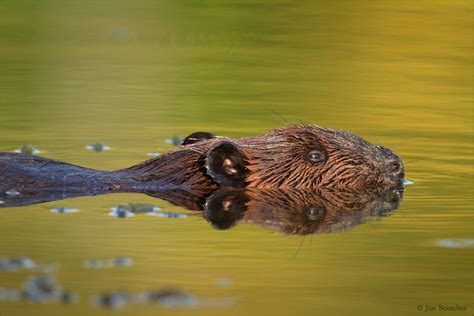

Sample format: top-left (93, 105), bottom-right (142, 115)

top-left (398, 162), bottom-right (407, 179)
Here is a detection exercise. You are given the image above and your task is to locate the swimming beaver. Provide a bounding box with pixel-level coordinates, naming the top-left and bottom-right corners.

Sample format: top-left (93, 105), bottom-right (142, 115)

top-left (0, 125), bottom-right (406, 195)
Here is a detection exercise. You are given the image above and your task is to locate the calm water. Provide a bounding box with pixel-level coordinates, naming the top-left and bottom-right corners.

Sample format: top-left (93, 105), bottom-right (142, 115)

top-left (0, 1), bottom-right (473, 315)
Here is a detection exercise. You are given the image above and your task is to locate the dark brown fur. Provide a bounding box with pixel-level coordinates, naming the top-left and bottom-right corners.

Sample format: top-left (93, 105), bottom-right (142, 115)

top-left (120, 125), bottom-right (405, 193)
top-left (0, 125), bottom-right (405, 196)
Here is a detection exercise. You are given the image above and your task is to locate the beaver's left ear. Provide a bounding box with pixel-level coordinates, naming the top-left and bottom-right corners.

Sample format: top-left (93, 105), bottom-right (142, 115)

top-left (205, 141), bottom-right (248, 187)
top-left (182, 132), bottom-right (215, 145)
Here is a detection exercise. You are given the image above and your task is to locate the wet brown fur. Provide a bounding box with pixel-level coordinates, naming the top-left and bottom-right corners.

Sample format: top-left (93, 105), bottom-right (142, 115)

top-left (0, 125), bottom-right (404, 195)
top-left (121, 125), bottom-right (404, 193)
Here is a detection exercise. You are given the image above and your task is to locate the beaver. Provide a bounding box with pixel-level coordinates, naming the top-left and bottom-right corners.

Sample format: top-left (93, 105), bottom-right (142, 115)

top-left (0, 125), bottom-right (406, 196)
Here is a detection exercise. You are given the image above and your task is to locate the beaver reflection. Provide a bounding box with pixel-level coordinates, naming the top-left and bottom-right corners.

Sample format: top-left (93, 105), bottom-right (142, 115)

top-left (1, 182), bottom-right (402, 236)
top-left (200, 188), bottom-right (402, 235)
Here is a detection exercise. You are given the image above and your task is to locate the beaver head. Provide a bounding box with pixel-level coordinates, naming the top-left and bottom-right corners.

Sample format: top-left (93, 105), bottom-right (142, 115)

top-left (202, 125), bottom-right (406, 193)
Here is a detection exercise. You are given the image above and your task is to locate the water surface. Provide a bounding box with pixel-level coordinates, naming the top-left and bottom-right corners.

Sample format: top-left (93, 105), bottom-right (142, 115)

top-left (0, 1), bottom-right (473, 315)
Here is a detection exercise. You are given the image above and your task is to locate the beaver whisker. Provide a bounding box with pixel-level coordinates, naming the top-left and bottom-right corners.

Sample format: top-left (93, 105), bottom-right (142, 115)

top-left (264, 108), bottom-right (291, 125)
top-left (293, 235), bottom-right (306, 259)
top-left (404, 159), bottom-right (424, 164)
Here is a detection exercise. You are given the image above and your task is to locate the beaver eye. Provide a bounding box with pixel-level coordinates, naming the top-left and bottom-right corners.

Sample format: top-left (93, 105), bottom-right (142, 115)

top-left (306, 206), bottom-right (324, 221)
top-left (391, 161), bottom-right (401, 173)
top-left (307, 150), bottom-right (325, 163)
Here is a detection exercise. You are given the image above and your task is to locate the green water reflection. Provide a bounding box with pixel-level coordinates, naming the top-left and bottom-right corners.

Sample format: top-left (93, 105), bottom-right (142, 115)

top-left (0, 1), bottom-right (472, 315)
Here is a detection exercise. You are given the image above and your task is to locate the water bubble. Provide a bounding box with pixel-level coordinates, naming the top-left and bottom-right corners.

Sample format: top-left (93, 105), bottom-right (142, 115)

top-left (60, 291), bottom-right (79, 304)
top-left (147, 152), bottom-right (161, 157)
top-left (23, 275), bottom-right (63, 303)
top-left (84, 259), bottom-right (104, 269)
top-left (14, 144), bottom-right (41, 155)
top-left (109, 206), bottom-right (135, 218)
top-left (155, 291), bottom-right (197, 309)
top-left (50, 207), bottom-right (79, 214)
top-left (0, 275), bottom-right (77, 304)
top-left (147, 211), bottom-right (188, 218)
top-left (86, 143), bottom-right (111, 152)
top-left (85, 257), bottom-right (134, 269)
top-left (435, 239), bottom-right (474, 249)
top-left (113, 256), bottom-right (134, 267)
top-left (166, 136), bottom-right (184, 146)
top-left (110, 203), bottom-right (161, 217)
top-left (0, 256), bottom-right (35, 272)
top-left (95, 288), bottom-right (197, 309)
top-left (94, 292), bottom-right (131, 309)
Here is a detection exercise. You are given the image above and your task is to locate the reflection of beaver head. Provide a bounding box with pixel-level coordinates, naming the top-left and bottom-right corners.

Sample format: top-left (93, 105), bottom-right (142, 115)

top-left (126, 125), bottom-right (405, 194)
top-left (202, 187), bottom-right (403, 235)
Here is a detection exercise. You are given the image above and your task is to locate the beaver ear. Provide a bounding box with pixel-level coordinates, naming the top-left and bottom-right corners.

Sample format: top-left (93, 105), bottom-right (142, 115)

top-left (182, 132), bottom-right (215, 145)
top-left (204, 189), bottom-right (248, 230)
top-left (205, 141), bottom-right (248, 187)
